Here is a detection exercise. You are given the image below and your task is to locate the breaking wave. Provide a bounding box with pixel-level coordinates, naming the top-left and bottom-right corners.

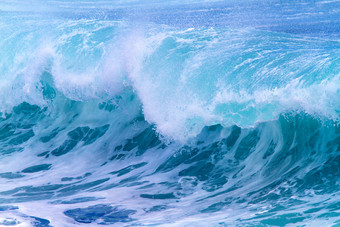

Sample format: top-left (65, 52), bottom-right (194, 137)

top-left (0, 0), bottom-right (339, 226)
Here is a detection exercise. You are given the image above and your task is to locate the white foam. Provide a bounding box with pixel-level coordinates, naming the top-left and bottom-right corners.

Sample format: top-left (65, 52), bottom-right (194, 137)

top-left (122, 28), bottom-right (340, 141)
top-left (1, 17), bottom-right (339, 141)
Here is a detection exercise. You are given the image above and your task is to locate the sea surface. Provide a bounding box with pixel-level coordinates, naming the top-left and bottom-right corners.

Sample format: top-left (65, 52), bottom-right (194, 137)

top-left (0, 0), bottom-right (340, 226)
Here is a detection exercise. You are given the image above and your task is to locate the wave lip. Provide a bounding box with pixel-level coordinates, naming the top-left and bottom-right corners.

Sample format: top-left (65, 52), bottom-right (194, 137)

top-left (1, 9), bottom-right (339, 141)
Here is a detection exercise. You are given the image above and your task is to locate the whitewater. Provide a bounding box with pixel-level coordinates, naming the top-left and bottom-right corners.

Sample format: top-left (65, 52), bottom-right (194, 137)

top-left (0, 0), bottom-right (340, 226)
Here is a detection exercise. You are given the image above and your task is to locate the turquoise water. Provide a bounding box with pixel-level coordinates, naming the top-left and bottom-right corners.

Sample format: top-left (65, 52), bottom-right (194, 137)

top-left (0, 0), bottom-right (340, 226)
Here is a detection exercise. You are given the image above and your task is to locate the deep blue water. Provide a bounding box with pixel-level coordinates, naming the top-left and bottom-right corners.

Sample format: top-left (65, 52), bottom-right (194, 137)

top-left (0, 0), bottom-right (339, 226)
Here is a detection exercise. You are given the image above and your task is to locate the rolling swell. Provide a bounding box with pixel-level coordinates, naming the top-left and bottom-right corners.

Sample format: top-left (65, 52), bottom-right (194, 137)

top-left (0, 97), bottom-right (339, 225)
top-left (0, 0), bottom-right (340, 226)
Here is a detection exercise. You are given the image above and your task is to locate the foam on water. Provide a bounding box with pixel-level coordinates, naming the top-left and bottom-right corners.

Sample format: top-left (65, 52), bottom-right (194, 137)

top-left (1, 17), bottom-right (339, 139)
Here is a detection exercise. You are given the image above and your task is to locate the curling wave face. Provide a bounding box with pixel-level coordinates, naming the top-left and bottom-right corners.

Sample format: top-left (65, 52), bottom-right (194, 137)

top-left (0, 0), bottom-right (340, 226)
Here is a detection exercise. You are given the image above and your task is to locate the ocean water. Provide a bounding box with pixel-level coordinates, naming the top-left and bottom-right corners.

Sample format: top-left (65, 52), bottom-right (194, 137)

top-left (0, 0), bottom-right (340, 226)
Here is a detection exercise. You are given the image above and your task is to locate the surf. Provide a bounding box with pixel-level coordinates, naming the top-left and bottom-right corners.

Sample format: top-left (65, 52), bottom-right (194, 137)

top-left (0, 0), bottom-right (339, 226)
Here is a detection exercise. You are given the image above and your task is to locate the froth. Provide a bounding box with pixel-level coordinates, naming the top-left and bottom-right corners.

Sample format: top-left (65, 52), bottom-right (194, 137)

top-left (124, 28), bottom-right (340, 141)
top-left (1, 17), bottom-right (339, 141)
